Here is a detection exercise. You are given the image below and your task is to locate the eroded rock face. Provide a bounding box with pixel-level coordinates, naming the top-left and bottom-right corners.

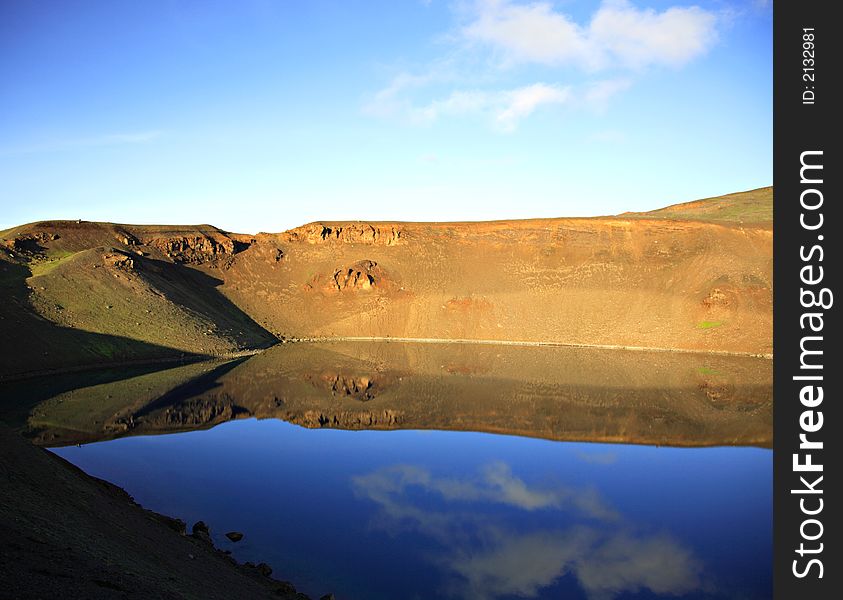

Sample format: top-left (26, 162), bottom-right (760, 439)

top-left (331, 260), bottom-right (380, 291)
top-left (114, 230), bottom-right (139, 246)
top-left (146, 235), bottom-right (241, 265)
top-left (4, 232), bottom-right (57, 255)
top-left (305, 260), bottom-right (393, 293)
top-left (238, 236), bottom-right (285, 264)
top-left (285, 223), bottom-right (403, 246)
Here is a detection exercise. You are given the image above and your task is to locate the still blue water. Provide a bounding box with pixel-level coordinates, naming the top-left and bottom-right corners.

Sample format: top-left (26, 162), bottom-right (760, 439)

top-left (53, 419), bottom-right (771, 600)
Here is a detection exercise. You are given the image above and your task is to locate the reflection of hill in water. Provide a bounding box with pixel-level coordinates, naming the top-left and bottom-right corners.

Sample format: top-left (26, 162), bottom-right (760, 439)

top-left (10, 341), bottom-right (772, 448)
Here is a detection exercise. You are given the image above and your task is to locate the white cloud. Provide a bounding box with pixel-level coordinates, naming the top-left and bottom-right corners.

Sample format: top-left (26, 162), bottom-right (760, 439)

top-left (463, 0), bottom-right (592, 67)
top-left (462, 0), bottom-right (718, 70)
top-left (368, 78), bottom-right (637, 131)
top-left (495, 82), bottom-right (570, 131)
top-left (590, 0), bottom-right (718, 69)
top-left (369, 82), bottom-right (570, 132)
top-left (365, 0), bottom-right (720, 131)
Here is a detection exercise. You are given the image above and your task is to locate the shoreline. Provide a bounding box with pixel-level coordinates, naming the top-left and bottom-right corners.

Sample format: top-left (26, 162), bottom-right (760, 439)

top-left (288, 335), bottom-right (774, 360)
top-left (1, 335), bottom-right (772, 383)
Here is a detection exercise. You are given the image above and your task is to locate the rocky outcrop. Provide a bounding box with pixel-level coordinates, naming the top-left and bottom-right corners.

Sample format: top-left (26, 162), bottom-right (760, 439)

top-left (145, 234), bottom-right (247, 266)
top-left (4, 232), bottom-right (58, 255)
top-left (305, 259), bottom-right (393, 293)
top-left (331, 260), bottom-right (380, 291)
top-left (285, 223), bottom-right (403, 246)
top-left (114, 230), bottom-right (139, 246)
top-left (192, 520), bottom-right (213, 544)
top-left (102, 250), bottom-right (136, 271)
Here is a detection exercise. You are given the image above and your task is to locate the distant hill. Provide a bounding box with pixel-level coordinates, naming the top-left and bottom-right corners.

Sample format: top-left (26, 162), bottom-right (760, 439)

top-left (624, 186), bottom-right (772, 224)
top-left (0, 188), bottom-right (773, 378)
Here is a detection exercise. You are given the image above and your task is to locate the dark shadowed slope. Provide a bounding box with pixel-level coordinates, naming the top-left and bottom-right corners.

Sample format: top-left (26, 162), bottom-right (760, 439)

top-left (0, 223), bottom-right (275, 378)
top-left (0, 426), bottom-right (317, 599)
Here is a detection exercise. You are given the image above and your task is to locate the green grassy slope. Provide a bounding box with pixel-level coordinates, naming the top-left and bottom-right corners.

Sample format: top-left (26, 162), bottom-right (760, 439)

top-left (626, 187), bottom-right (772, 224)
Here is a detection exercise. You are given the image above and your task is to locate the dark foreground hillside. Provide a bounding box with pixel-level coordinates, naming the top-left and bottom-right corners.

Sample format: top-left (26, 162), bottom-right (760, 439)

top-left (0, 425), bottom-right (319, 599)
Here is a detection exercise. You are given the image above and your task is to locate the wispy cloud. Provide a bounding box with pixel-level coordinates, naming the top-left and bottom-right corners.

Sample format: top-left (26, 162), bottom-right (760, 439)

top-left (462, 0), bottom-right (718, 70)
top-left (409, 82), bottom-right (571, 132)
top-left (365, 0), bottom-right (720, 131)
top-left (494, 82), bottom-right (570, 131)
top-left (366, 78), bottom-right (632, 131)
top-left (462, 0), bottom-right (592, 68)
top-left (1, 130), bottom-right (164, 156)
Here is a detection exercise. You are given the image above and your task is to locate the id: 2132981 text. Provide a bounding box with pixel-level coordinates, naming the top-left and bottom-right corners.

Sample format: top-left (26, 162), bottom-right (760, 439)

top-left (802, 28), bottom-right (815, 105)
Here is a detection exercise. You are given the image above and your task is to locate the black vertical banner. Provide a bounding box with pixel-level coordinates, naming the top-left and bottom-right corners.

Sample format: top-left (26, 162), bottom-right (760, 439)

top-left (774, 1), bottom-right (838, 598)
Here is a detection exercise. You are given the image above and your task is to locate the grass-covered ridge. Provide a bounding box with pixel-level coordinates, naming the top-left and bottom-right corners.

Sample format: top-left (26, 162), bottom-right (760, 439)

top-left (627, 187), bottom-right (772, 224)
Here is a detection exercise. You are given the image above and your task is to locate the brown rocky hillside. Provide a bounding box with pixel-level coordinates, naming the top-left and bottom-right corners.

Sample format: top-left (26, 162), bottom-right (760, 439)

top-left (0, 187), bottom-right (772, 378)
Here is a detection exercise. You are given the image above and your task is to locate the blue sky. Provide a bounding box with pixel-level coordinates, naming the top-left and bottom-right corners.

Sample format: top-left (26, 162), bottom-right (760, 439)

top-left (0, 0), bottom-right (772, 233)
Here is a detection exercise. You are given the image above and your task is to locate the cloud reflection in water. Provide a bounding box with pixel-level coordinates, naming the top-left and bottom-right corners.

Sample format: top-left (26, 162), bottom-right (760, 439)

top-left (352, 462), bottom-right (703, 600)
